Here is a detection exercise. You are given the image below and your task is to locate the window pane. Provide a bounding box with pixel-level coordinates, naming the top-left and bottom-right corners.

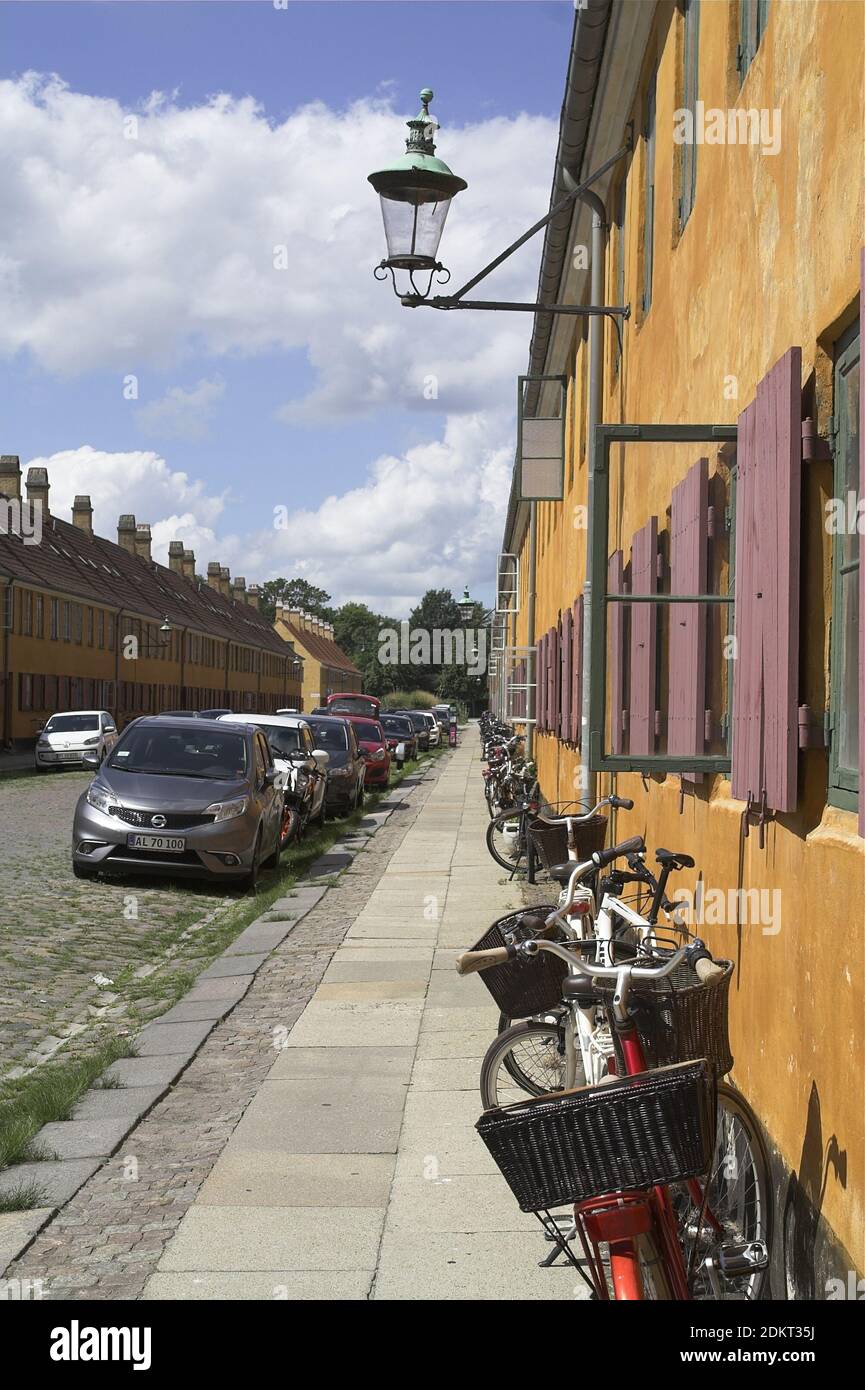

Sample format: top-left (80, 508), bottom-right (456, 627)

top-left (838, 567), bottom-right (859, 775)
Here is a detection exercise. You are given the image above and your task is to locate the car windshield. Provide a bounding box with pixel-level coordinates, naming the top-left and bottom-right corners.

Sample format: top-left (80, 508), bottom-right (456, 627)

top-left (108, 726), bottom-right (248, 779)
top-left (307, 721), bottom-right (348, 751)
top-left (45, 714), bottom-right (99, 733)
top-left (259, 725), bottom-right (303, 757)
top-left (328, 697), bottom-right (379, 719)
top-left (352, 720), bottom-right (382, 743)
top-left (382, 716), bottom-right (412, 735)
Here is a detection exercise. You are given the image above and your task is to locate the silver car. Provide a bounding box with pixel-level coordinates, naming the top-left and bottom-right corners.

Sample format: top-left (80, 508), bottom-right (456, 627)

top-left (72, 716), bottom-right (281, 888)
top-left (36, 710), bottom-right (118, 771)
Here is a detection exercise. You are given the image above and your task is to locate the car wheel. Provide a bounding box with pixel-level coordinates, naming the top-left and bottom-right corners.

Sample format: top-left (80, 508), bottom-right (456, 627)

top-left (356, 782), bottom-right (364, 809)
top-left (72, 861), bottom-right (98, 880)
top-left (279, 803), bottom-right (300, 851)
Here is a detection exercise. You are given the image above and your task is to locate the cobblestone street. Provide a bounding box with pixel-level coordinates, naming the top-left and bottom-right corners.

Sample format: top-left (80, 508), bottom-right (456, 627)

top-left (0, 772), bottom-right (236, 1078)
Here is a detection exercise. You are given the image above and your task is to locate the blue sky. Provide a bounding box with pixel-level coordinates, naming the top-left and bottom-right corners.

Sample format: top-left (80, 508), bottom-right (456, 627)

top-left (0, 1), bottom-right (571, 611)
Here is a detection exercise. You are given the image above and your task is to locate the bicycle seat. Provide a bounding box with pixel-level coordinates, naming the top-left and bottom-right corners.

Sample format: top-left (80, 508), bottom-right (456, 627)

top-left (655, 848), bottom-right (695, 870)
top-left (548, 860), bottom-right (581, 885)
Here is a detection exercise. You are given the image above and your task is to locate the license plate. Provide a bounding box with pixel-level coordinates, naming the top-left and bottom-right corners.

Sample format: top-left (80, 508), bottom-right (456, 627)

top-left (57, 751), bottom-right (81, 761)
top-left (127, 833), bottom-right (186, 853)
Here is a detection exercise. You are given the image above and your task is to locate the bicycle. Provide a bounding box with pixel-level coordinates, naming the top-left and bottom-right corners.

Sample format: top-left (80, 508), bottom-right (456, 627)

top-left (458, 848), bottom-right (772, 1299)
top-left (485, 793), bottom-right (624, 877)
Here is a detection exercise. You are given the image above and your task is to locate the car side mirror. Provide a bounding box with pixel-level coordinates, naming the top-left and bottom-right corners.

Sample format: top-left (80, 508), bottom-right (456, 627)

top-left (312, 748), bottom-right (330, 769)
top-left (82, 750), bottom-right (100, 769)
top-left (264, 766), bottom-right (277, 786)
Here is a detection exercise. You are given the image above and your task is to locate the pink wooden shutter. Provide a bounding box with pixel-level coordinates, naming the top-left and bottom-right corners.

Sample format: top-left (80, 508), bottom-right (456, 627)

top-left (669, 458), bottom-right (709, 780)
top-left (732, 347), bottom-right (802, 811)
top-left (535, 634), bottom-right (546, 731)
top-left (609, 552), bottom-right (626, 754)
top-left (629, 517), bottom-right (659, 756)
top-left (547, 627), bottom-right (556, 733)
top-left (571, 595), bottom-right (583, 745)
top-left (561, 606), bottom-right (572, 742)
top-left (860, 250), bottom-right (864, 836)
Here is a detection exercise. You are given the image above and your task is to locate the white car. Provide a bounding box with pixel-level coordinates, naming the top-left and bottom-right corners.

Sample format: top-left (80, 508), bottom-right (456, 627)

top-left (217, 713), bottom-right (328, 846)
top-left (419, 711), bottom-right (441, 746)
top-left (36, 710), bottom-right (119, 771)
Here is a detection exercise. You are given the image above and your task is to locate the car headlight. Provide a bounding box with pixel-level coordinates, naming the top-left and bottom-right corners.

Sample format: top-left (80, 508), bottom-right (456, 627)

top-left (372, 749), bottom-right (386, 761)
top-left (86, 783), bottom-right (114, 815)
top-left (329, 766), bottom-right (351, 778)
top-left (37, 739), bottom-right (50, 749)
top-left (205, 797), bottom-right (248, 823)
top-left (82, 736), bottom-right (100, 746)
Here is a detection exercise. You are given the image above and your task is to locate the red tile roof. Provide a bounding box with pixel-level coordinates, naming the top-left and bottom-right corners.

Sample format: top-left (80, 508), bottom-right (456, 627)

top-left (279, 619), bottom-right (360, 677)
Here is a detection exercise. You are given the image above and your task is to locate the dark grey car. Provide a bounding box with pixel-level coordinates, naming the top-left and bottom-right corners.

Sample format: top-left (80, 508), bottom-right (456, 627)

top-left (71, 716), bottom-right (282, 887)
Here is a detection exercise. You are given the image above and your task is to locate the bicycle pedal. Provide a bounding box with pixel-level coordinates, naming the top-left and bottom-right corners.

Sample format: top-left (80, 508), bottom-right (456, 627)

top-left (715, 1240), bottom-right (769, 1275)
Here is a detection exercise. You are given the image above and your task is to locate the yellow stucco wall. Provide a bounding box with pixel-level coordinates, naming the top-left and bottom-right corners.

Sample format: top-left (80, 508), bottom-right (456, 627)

top-left (512, 0), bottom-right (864, 1268)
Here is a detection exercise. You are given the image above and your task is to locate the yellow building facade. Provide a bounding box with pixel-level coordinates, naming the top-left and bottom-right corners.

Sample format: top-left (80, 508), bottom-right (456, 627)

top-left (501, 0), bottom-right (864, 1287)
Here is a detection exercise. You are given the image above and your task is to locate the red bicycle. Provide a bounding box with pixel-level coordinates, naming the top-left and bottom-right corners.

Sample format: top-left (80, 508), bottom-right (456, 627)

top-left (465, 936), bottom-right (771, 1300)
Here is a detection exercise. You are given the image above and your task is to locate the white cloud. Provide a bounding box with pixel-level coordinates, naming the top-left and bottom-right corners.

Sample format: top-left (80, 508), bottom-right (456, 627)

top-left (135, 376), bottom-right (225, 440)
top-left (0, 74), bottom-right (554, 420)
top-left (27, 417), bottom-right (509, 616)
top-left (25, 446), bottom-right (226, 552)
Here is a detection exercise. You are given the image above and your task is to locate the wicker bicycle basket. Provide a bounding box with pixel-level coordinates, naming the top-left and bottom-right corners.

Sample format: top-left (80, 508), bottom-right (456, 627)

top-left (528, 814), bottom-right (607, 871)
top-left (469, 907), bottom-right (567, 1016)
top-left (601, 958), bottom-right (734, 1077)
top-left (476, 1059), bottom-right (717, 1212)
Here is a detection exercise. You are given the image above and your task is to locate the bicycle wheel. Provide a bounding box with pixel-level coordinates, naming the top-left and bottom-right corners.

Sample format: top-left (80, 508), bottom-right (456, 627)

top-left (609, 1232), bottom-right (673, 1300)
top-left (480, 1018), bottom-right (575, 1109)
top-left (674, 1081), bottom-right (773, 1300)
top-left (485, 809), bottom-right (527, 873)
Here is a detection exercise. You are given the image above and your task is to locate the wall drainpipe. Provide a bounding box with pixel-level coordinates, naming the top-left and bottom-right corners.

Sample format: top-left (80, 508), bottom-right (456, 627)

top-left (525, 499), bottom-right (537, 758)
top-left (565, 177), bottom-right (607, 806)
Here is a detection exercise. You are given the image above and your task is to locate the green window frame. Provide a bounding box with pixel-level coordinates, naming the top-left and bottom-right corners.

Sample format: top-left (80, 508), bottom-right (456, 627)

top-left (642, 72), bottom-right (657, 316)
top-left (828, 319), bottom-right (860, 811)
top-left (614, 178), bottom-right (627, 374)
top-left (679, 0), bottom-right (700, 232)
top-left (738, 0), bottom-right (770, 84)
top-left (588, 422), bottom-right (737, 774)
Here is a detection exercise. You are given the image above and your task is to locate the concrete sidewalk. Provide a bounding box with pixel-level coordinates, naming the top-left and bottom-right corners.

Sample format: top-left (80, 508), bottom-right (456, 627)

top-left (142, 735), bottom-right (579, 1300)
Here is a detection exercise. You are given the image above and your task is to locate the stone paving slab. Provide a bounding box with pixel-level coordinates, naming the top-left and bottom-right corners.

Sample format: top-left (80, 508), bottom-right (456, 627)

top-left (102, 1055), bottom-right (192, 1088)
top-left (0, 1208), bottom-right (53, 1274)
top-left (71, 1086), bottom-right (166, 1121)
top-left (196, 952), bottom-right (270, 981)
top-left (0, 1158), bottom-right (101, 1208)
top-left (267, 1045), bottom-right (415, 1083)
top-left (196, 1152), bottom-right (395, 1209)
top-left (133, 1019), bottom-right (215, 1056)
top-left (228, 1078), bottom-right (409, 1154)
top-left (180, 975), bottom-right (252, 1005)
top-left (149, 997), bottom-right (239, 1025)
top-left (372, 1231), bottom-right (582, 1301)
top-left (222, 922), bottom-right (296, 955)
top-left (142, 1270), bottom-right (372, 1300)
top-left (33, 1117), bottom-right (133, 1161)
top-left (158, 1205), bottom-right (383, 1273)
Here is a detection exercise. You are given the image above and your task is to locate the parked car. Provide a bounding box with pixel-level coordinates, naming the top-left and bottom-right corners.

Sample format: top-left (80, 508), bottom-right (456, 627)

top-left (160, 709), bottom-right (200, 718)
top-left (418, 711), bottom-right (440, 747)
top-left (199, 708), bottom-right (234, 721)
top-left (394, 709), bottom-right (431, 752)
top-left (325, 693), bottom-right (382, 721)
top-left (217, 713), bottom-right (328, 845)
top-left (379, 713), bottom-right (417, 765)
top-left (36, 710), bottom-right (119, 771)
top-left (71, 716), bottom-right (282, 887)
top-left (303, 714), bottom-right (366, 815)
top-left (344, 716), bottom-right (391, 789)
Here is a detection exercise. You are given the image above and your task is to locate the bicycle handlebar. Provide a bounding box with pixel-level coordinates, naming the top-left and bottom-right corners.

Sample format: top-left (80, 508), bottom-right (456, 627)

top-left (532, 793), bottom-right (627, 827)
top-left (455, 946), bottom-right (512, 976)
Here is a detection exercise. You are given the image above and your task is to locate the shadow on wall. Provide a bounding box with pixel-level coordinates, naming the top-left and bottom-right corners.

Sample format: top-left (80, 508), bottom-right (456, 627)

top-left (782, 1081), bottom-right (847, 1299)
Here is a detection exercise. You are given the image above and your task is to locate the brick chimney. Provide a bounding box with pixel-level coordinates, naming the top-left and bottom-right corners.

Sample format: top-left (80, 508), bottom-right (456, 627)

top-left (168, 540), bottom-right (185, 574)
top-left (232, 576), bottom-right (246, 604)
top-left (26, 466), bottom-right (50, 517)
top-left (134, 523), bottom-right (152, 562)
top-left (72, 495), bottom-right (93, 536)
top-left (246, 583), bottom-right (261, 610)
top-left (219, 565), bottom-right (231, 598)
top-left (206, 561), bottom-right (222, 591)
top-left (182, 549), bottom-right (196, 581)
top-left (0, 456), bottom-right (21, 499)
top-left (117, 514), bottom-right (137, 553)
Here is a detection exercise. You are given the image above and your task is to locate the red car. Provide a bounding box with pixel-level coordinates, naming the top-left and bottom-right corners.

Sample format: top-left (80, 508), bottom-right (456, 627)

top-left (345, 716), bottom-right (392, 788)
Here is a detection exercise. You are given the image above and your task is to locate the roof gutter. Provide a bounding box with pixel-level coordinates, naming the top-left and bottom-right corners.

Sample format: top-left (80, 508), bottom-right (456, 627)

top-left (501, 0), bottom-right (612, 555)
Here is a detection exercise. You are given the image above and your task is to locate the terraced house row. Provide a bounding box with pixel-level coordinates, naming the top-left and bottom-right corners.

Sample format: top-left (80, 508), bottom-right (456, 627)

top-left (493, 0), bottom-right (864, 1290)
top-left (0, 455), bottom-right (304, 743)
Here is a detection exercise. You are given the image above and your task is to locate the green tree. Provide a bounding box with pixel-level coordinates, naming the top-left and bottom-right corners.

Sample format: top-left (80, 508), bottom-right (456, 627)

top-left (259, 578), bottom-right (333, 625)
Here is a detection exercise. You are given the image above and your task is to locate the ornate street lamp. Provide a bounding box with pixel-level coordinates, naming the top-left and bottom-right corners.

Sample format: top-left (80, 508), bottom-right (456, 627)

top-left (457, 585), bottom-right (474, 623)
top-left (368, 88), bottom-right (467, 300)
top-left (369, 89), bottom-right (632, 324)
